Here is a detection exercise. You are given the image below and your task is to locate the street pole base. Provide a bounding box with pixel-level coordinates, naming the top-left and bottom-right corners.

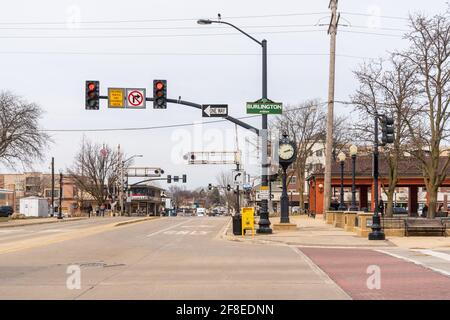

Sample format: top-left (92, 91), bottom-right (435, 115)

top-left (368, 231), bottom-right (385, 240)
top-left (257, 227), bottom-right (272, 234)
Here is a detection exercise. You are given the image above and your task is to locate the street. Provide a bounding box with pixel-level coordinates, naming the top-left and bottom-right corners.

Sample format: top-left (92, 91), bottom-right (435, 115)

top-left (0, 216), bottom-right (449, 300)
top-left (0, 217), bottom-right (348, 300)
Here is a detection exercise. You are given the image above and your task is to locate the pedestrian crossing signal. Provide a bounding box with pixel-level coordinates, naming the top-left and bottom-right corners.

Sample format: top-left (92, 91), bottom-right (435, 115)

top-left (85, 80), bottom-right (99, 110)
top-left (153, 80), bottom-right (167, 109)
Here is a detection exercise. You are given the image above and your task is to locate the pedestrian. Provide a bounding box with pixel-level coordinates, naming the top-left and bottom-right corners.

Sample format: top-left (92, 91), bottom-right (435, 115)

top-left (100, 203), bottom-right (106, 217)
top-left (88, 204), bottom-right (93, 218)
top-left (378, 199), bottom-right (384, 216)
top-left (422, 204), bottom-right (428, 218)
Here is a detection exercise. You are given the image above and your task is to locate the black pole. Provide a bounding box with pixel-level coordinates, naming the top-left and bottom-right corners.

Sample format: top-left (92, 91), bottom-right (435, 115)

top-left (236, 163), bottom-right (240, 215)
top-left (338, 160), bottom-right (346, 210)
top-left (369, 114), bottom-right (385, 240)
top-left (280, 166), bottom-right (289, 223)
top-left (258, 39), bottom-right (272, 234)
top-left (350, 154), bottom-right (358, 211)
top-left (58, 172), bottom-right (63, 219)
top-left (51, 157), bottom-right (55, 217)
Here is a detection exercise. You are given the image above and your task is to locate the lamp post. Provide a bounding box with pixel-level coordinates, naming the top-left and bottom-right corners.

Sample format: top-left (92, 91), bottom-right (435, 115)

top-left (197, 18), bottom-right (271, 233)
top-left (349, 145), bottom-right (358, 211)
top-left (337, 152), bottom-right (346, 211)
top-left (120, 154), bottom-right (143, 216)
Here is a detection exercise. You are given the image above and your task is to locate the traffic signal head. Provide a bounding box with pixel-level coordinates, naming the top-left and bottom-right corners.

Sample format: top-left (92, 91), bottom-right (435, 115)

top-left (167, 175), bottom-right (172, 183)
top-left (85, 81), bottom-right (99, 110)
top-left (381, 115), bottom-right (395, 145)
top-left (174, 176), bottom-right (180, 182)
top-left (182, 174), bottom-right (187, 183)
top-left (226, 184), bottom-right (231, 191)
top-left (153, 80), bottom-right (167, 109)
top-left (208, 183), bottom-right (212, 190)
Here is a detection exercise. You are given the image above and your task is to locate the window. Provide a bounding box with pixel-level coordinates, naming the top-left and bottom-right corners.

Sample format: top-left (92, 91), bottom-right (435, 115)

top-left (314, 163), bottom-right (323, 172)
top-left (289, 176), bottom-right (297, 185)
top-left (316, 150), bottom-right (323, 157)
top-left (45, 189), bottom-right (60, 198)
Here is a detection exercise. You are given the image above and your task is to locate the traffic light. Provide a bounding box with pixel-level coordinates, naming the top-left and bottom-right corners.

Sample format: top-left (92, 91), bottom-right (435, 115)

top-left (380, 115), bottom-right (395, 145)
top-left (226, 184), bottom-right (231, 192)
top-left (85, 80), bottom-right (99, 110)
top-left (174, 176), bottom-right (180, 182)
top-left (153, 80), bottom-right (167, 109)
top-left (208, 183), bottom-right (212, 190)
top-left (167, 175), bottom-right (172, 183)
top-left (182, 174), bottom-right (187, 183)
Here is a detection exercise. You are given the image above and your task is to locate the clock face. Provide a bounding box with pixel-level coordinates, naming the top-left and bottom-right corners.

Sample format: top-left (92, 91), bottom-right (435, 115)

top-left (279, 143), bottom-right (294, 160)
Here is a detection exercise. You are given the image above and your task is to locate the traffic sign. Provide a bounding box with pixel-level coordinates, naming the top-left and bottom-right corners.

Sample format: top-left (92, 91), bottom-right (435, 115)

top-left (202, 104), bottom-right (228, 117)
top-left (246, 98), bottom-right (282, 115)
top-left (108, 88), bottom-right (125, 108)
top-left (259, 185), bottom-right (269, 200)
top-left (232, 170), bottom-right (245, 186)
top-left (126, 88), bottom-right (146, 109)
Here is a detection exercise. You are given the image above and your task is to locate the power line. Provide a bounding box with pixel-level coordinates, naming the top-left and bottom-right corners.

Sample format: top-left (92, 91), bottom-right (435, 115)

top-left (0, 29), bottom-right (328, 39)
top-left (341, 12), bottom-right (409, 21)
top-left (340, 30), bottom-right (403, 38)
top-left (0, 12), bottom-right (330, 25)
top-left (42, 101), bottom-right (352, 133)
top-left (0, 51), bottom-right (375, 59)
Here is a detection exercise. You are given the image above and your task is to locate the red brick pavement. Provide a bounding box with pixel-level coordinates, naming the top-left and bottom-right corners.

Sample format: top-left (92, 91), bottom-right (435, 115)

top-left (299, 248), bottom-right (450, 300)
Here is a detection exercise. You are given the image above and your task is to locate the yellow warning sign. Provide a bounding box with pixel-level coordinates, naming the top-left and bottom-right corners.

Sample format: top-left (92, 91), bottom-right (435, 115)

top-left (108, 88), bottom-right (125, 108)
top-left (241, 207), bottom-right (255, 236)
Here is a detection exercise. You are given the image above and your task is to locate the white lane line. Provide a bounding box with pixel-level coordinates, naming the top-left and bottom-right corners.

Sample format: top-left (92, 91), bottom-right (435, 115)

top-left (146, 219), bottom-right (193, 238)
top-left (377, 249), bottom-right (450, 277)
top-left (415, 249), bottom-right (450, 262)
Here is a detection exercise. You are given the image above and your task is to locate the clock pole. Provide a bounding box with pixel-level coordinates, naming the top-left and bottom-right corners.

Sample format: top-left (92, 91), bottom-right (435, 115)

top-left (280, 165), bottom-right (290, 223)
top-left (278, 133), bottom-right (297, 225)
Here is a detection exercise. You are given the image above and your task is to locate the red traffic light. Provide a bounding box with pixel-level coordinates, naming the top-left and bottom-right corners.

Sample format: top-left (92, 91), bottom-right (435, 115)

top-left (155, 82), bottom-right (164, 90)
top-left (88, 83), bottom-right (96, 91)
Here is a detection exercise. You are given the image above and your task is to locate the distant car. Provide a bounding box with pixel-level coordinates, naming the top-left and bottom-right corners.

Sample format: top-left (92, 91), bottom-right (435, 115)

top-left (392, 207), bottom-right (408, 215)
top-left (0, 206), bottom-right (14, 217)
top-left (196, 208), bottom-right (206, 216)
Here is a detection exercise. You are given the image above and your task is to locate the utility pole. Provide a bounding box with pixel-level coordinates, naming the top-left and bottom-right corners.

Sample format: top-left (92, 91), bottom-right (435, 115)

top-left (51, 157), bottom-right (55, 217)
top-left (118, 145), bottom-right (124, 216)
top-left (323, 0), bottom-right (339, 218)
top-left (58, 172), bottom-right (63, 219)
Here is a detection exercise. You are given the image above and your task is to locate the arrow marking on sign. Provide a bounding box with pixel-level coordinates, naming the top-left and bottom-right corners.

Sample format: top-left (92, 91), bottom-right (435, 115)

top-left (204, 105), bottom-right (211, 116)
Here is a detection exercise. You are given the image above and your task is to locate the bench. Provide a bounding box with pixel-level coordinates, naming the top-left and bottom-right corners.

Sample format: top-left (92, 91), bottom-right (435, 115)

top-left (405, 218), bottom-right (446, 237)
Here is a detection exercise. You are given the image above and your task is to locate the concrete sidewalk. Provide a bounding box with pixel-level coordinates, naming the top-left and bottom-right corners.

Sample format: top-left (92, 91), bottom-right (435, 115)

top-left (225, 215), bottom-right (393, 248)
top-left (225, 215), bottom-right (450, 250)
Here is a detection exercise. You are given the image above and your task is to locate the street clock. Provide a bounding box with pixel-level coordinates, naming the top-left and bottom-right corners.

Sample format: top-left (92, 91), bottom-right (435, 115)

top-left (278, 134), bottom-right (297, 166)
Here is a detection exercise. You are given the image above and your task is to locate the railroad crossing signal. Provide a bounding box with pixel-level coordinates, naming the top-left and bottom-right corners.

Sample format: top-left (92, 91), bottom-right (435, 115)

top-left (153, 80), bottom-right (167, 109)
top-left (381, 115), bottom-right (395, 145)
top-left (85, 80), bottom-right (99, 110)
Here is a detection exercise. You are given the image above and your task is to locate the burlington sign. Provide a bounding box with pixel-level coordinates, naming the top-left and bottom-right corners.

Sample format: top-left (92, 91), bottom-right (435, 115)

top-left (246, 98), bottom-right (282, 115)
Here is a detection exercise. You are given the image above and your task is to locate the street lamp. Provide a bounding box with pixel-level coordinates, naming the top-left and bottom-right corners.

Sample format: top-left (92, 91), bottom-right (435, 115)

top-left (197, 17), bottom-right (271, 233)
top-left (349, 145), bottom-right (358, 211)
top-left (337, 152), bottom-right (346, 211)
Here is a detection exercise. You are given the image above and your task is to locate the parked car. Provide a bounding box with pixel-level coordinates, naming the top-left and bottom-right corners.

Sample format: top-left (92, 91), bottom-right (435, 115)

top-left (392, 207), bottom-right (408, 215)
top-left (0, 205), bottom-right (14, 217)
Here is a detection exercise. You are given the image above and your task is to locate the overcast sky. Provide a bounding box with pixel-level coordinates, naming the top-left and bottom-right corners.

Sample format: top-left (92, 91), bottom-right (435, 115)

top-left (0, 0), bottom-right (447, 189)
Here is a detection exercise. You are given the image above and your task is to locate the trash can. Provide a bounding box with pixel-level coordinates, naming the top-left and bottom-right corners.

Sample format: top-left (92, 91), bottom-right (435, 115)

top-left (232, 215), bottom-right (242, 235)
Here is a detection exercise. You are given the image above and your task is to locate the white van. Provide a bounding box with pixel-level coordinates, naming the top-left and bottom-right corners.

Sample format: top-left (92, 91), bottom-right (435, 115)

top-left (196, 208), bottom-right (206, 216)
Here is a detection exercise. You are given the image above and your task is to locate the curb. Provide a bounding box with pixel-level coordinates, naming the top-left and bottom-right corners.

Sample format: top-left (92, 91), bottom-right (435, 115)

top-left (114, 217), bottom-right (158, 227)
top-left (0, 217), bottom-right (86, 229)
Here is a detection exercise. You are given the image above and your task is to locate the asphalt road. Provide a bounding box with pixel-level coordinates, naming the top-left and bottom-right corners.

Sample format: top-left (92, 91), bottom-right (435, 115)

top-left (0, 216), bottom-right (348, 300)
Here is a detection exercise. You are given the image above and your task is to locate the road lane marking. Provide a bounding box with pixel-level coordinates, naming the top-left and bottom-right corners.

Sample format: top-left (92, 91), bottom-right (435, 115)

top-left (0, 218), bottom-right (158, 255)
top-left (377, 249), bottom-right (450, 277)
top-left (146, 219), bottom-right (194, 238)
top-left (415, 249), bottom-right (450, 262)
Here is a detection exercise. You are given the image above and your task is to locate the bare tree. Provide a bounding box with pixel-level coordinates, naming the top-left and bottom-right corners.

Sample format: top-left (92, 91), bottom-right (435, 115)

top-left (68, 139), bottom-right (120, 206)
top-left (352, 56), bottom-right (417, 217)
top-left (216, 171), bottom-right (236, 213)
top-left (0, 91), bottom-right (50, 167)
top-left (395, 11), bottom-right (450, 218)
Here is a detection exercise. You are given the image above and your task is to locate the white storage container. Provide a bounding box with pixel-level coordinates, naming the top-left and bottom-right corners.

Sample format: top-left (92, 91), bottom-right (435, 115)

top-left (19, 197), bottom-right (49, 217)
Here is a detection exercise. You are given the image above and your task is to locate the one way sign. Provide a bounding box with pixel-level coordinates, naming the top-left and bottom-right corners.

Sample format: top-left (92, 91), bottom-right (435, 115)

top-left (202, 104), bottom-right (228, 117)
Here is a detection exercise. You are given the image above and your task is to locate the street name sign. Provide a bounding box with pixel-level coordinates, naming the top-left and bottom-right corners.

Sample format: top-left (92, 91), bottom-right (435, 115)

top-left (246, 98), bottom-right (282, 115)
top-left (202, 104), bottom-right (228, 117)
top-left (108, 88), bottom-right (125, 108)
top-left (126, 88), bottom-right (146, 109)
